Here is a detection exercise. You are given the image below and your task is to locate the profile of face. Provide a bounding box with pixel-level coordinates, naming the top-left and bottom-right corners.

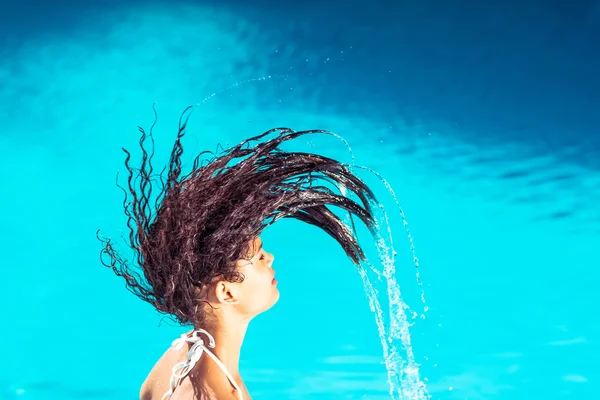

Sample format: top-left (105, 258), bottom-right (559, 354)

top-left (215, 237), bottom-right (279, 319)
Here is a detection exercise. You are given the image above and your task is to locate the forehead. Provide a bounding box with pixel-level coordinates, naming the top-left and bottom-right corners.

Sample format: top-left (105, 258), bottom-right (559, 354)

top-left (237, 237), bottom-right (263, 267)
top-left (244, 236), bottom-right (262, 256)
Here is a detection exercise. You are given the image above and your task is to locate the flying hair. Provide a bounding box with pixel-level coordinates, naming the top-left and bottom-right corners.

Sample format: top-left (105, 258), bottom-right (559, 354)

top-left (98, 106), bottom-right (381, 327)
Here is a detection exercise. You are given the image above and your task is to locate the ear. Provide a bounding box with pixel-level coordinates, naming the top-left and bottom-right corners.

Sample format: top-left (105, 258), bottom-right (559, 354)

top-left (213, 280), bottom-right (240, 305)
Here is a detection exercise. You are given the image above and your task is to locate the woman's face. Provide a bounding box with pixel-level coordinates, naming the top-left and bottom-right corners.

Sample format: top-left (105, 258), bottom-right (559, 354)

top-left (235, 237), bottom-right (279, 317)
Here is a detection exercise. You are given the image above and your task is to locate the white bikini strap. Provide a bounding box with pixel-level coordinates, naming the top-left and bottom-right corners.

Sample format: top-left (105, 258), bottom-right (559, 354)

top-left (161, 329), bottom-right (244, 400)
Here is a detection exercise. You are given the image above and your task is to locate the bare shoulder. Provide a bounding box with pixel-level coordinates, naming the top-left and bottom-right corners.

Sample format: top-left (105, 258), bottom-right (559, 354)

top-left (137, 337), bottom-right (243, 400)
top-left (140, 383), bottom-right (152, 400)
top-left (139, 345), bottom-right (187, 400)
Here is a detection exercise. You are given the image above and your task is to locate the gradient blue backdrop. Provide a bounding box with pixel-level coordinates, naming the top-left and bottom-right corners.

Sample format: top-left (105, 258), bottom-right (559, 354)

top-left (1, 0), bottom-right (598, 399)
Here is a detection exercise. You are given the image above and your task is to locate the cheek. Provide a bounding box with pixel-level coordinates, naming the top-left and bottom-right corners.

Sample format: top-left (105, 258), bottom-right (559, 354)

top-left (243, 270), bottom-right (276, 305)
top-left (242, 270), bottom-right (271, 297)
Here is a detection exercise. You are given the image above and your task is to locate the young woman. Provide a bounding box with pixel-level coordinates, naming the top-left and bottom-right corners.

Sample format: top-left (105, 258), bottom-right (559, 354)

top-left (98, 107), bottom-right (380, 399)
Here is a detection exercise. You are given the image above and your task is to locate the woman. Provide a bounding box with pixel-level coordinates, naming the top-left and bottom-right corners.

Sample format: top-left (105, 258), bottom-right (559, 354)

top-left (98, 107), bottom-right (380, 399)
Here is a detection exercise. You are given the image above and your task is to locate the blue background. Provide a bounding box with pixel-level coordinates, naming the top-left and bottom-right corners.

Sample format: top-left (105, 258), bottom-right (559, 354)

top-left (1, 0), bottom-right (599, 398)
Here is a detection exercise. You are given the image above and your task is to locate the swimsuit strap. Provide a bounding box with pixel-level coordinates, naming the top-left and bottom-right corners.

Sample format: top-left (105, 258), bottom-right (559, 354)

top-left (161, 329), bottom-right (244, 400)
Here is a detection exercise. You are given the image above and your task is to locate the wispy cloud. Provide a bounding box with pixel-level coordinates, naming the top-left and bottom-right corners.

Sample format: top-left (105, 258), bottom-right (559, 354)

top-left (546, 337), bottom-right (587, 346)
top-left (321, 355), bottom-right (383, 365)
top-left (490, 352), bottom-right (523, 359)
top-left (427, 370), bottom-right (515, 399)
top-left (562, 374), bottom-right (588, 383)
top-left (506, 364), bottom-right (521, 374)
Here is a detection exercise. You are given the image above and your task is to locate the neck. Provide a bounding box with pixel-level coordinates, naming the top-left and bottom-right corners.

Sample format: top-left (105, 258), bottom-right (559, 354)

top-left (193, 313), bottom-right (250, 378)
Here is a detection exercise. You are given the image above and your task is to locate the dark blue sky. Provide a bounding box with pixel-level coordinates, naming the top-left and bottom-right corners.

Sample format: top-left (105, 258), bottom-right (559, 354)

top-left (2, 0), bottom-right (599, 168)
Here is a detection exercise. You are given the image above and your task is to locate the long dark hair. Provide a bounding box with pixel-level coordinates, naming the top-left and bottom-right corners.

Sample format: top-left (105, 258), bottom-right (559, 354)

top-left (98, 106), bottom-right (379, 327)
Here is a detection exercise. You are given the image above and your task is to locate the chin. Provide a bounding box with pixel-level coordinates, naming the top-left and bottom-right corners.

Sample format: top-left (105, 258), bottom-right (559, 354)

top-left (253, 289), bottom-right (281, 316)
top-left (266, 289), bottom-right (280, 310)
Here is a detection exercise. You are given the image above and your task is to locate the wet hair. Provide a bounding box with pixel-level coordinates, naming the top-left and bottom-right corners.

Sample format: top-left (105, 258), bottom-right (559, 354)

top-left (98, 106), bottom-right (379, 327)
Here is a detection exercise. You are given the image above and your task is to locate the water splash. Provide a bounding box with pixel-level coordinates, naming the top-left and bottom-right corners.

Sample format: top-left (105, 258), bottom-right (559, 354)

top-left (358, 210), bottom-right (429, 400)
top-left (195, 75), bottom-right (286, 104)
top-left (192, 82), bottom-right (430, 397)
top-left (332, 135), bottom-right (429, 399)
top-left (357, 167), bottom-right (429, 317)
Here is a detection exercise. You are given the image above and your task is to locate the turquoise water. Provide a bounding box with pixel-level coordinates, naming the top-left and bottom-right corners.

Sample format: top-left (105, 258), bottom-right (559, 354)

top-left (2, 1), bottom-right (599, 399)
